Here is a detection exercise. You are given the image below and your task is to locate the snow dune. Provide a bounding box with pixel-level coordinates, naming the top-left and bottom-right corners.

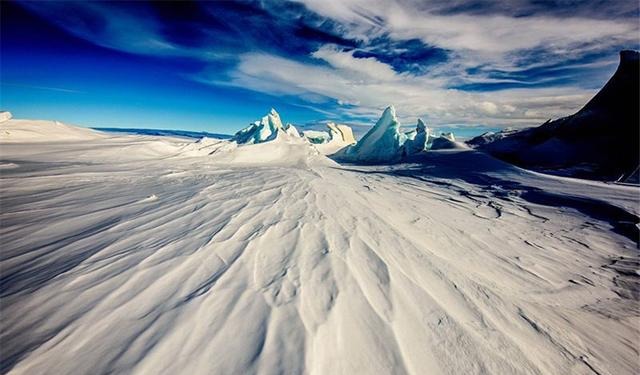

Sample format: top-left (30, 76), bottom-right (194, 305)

top-left (1, 118), bottom-right (638, 374)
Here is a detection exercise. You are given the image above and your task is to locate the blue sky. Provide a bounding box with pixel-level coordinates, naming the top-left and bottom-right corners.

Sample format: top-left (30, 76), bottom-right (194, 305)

top-left (1, 0), bottom-right (638, 135)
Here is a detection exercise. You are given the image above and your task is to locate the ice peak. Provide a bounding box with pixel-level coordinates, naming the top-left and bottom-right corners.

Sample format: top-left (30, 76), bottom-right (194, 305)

top-left (416, 118), bottom-right (426, 131)
top-left (381, 105), bottom-right (396, 120)
top-left (374, 106), bottom-right (398, 131)
top-left (337, 105), bottom-right (406, 163)
top-left (232, 108), bottom-right (290, 144)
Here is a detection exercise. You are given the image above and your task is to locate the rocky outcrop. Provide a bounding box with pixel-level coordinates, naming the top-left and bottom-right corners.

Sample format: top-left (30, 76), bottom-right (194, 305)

top-left (478, 50), bottom-right (640, 181)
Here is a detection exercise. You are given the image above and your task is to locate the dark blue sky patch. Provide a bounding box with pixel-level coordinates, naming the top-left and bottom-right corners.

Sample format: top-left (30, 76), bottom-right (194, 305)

top-left (352, 38), bottom-right (449, 74)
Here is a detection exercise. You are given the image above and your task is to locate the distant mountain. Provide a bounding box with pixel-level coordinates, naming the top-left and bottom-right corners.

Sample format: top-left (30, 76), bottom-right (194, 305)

top-left (471, 50), bottom-right (639, 182)
top-left (94, 127), bottom-right (232, 140)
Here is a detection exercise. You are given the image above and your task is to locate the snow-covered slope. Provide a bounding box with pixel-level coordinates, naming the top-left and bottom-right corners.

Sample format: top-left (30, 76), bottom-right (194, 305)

top-left (2, 118), bottom-right (639, 375)
top-left (430, 136), bottom-right (468, 150)
top-left (467, 128), bottom-right (520, 147)
top-left (0, 118), bottom-right (106, 142)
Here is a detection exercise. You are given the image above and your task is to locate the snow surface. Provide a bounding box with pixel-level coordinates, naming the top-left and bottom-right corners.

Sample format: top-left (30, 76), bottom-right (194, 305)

top-left (1, 119), bottom-right (106, 142)
top-left (466, 128), bottom-right (520, 147)
top-left (440, 132), bottom-right (456, 142)
top-left (2, 118), bottom-right (639, 375)
top-left (430, 136), bottom-right (468, 150)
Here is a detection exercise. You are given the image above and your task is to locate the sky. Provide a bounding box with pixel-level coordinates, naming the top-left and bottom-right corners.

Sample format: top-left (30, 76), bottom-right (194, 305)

top-left (1, 0), bottom-right (638, 135)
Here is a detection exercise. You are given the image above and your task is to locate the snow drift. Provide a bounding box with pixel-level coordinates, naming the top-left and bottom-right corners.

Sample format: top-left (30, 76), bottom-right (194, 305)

top-left (0, 118), bottom-right (106, 143)
top-left (466, 128), bottom-right (519, 147)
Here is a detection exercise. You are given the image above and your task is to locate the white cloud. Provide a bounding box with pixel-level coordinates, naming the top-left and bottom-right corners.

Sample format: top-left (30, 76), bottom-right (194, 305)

top-left (213, 49), bottom-right (595, 128)
top-left (312, 45), bottom-right (399, 81)
top-left (294, 0), bottom-right (637, 69)
top-left (479, 101), bottom-right (498, 115)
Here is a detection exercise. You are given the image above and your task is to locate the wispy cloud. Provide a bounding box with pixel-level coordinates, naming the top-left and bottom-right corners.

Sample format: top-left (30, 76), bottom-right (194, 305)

top-left (1, 82), bottom-right (85, 94)
top-left (219, 50), bottom-right (595, 127)
top-left (295, 0), bottom-right (637, 66)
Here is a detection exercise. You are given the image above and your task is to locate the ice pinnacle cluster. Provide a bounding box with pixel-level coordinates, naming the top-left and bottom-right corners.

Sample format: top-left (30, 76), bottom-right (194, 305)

top-left (338, 106), bottom-right (433, 163)
top-left (232, 108), bottom-right (300, 144)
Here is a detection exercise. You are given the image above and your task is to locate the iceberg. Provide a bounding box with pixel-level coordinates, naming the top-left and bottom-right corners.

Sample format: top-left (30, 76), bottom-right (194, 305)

top-left (327, 123), bottom-right (356, 145)
top-left (284, 123), bottom-right (301, 138)
top-left (231, 108), bottom-right (299, 144)
top-left (0, 111), bottom-right (12, 123)
top-left (304, 122), bottom-right (357, 155)
top-left (338, 105), bottom-right (407, 163)
top-left (404, 118), bottom-right (429, 155)
top-left (303, 130), bottom-right (331, 144)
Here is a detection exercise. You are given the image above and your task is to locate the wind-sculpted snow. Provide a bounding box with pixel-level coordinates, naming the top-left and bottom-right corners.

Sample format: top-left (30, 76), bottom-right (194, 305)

top-left (430, 136), bottom-right (468, 150)
top-left (1, 120), bottom-right (639, 374)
